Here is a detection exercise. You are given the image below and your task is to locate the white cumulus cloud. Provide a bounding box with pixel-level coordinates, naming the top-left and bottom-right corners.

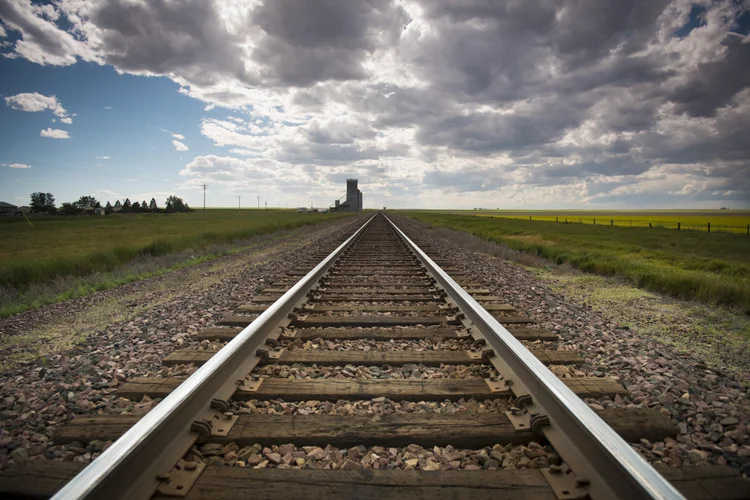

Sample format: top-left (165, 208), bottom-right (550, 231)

top-left (172, 139), bottom-right (188, 151)
top-left (2, 163), bottom-right (32, 169)
top-left (40, 128), bottom-right (70, 139)
top-left (5, 92), bottom-right (71, 120)
top-left (171, 133), bottom-right (185, 140)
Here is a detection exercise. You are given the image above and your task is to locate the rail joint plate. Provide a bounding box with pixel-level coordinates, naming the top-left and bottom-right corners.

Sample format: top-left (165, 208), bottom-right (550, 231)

top-left (541, 465), bottom-right (590, 500)
top-left (210, 412), bottom-right (239, 437)
top-left (240, 378), bottom-right (264, 392)
top-left (156, 459), bottom-right (206, 498)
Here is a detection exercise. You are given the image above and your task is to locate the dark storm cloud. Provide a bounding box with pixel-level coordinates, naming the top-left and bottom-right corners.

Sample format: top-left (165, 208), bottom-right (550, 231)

top-left (415, 98), bottom-right (588, 154)
top-left (423, 167), bottom-right (507, 192)
top-left (670, 34), bottom-right (750, 117)
top-left (250, 0), bottom-right (409, 86)
top-left (3, 0), bottom-right (750, 206)
top-left (90, 0), bottom-right (250, 86)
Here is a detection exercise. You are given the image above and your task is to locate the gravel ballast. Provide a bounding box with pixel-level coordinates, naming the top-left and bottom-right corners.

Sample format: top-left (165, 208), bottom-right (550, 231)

top-left (392, 214), bottom-right (750, 476)
top-left (0, 215), bottom-right (365, 470)
top-left (1, 212), bottom-right (748, 479)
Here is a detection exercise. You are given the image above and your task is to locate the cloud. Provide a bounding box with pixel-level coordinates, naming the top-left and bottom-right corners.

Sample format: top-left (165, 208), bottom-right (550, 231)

top-left (0, 0), bottom-right (97, 65)
top-left (95, 155), bottom-right (110, 160)
top-left (2, 0), bottom-right (750, 207)
top-left (0, 23), bottom-right (6, 38)
top-left (5, 92), bottom-right (72, 122)
top-left (40, 127), bottom-right (70, 139)
top-left (95, 189), bottom-right (120, 198)
top-left (2, 163), bottom-right (31, 169)
top-left (104, 105), bottom-right (113, 109)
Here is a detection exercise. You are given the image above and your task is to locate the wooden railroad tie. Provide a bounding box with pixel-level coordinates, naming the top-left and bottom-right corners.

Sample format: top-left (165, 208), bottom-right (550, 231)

top-left (3, 462), bottom-right (747, 500)
top-left (116, 376), bottom-right (628, 401)
top-left (54, 408), bottom-right (677, 448)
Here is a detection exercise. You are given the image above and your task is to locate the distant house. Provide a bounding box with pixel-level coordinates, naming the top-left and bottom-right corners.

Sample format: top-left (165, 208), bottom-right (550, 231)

top-left (95, 207), bottom-right (106, 216)
top-left (17, 206), bottom-right (31, 214)
top-left (0, 201), bottom-right (17, 216)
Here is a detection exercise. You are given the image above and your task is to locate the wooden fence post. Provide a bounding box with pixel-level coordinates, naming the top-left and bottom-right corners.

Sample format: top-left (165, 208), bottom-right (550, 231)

top-left (556, 216), bottom-right (558, 222)
top-left (593, 219), bottom-right (596, 225)
top-left (708, 222), bottom-right (711, 233)
top-left (610, 219), bottom-right (613, 226)
top-left (677, 222), bottom-right (681, 231)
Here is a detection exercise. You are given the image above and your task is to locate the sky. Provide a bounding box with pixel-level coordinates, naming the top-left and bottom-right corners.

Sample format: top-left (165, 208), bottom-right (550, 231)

top-left (0, 0), bottom-right (749, 210)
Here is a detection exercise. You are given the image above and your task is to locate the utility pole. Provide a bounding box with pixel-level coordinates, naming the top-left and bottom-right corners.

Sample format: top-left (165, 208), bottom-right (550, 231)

top-left (238, 196), bottom-right (241, 214)
top-left (265, 201), bottom-right (267, 212)
top-left (201, 183), bottom-right (208, 215)
top-left (257, 196), bottom-right (260, 210)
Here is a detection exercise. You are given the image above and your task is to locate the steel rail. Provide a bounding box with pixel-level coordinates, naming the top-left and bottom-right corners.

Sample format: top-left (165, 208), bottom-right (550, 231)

top-left (383, 213), bottom-right (684, 500)
top-left (52, 213), bottom-right (376, 500)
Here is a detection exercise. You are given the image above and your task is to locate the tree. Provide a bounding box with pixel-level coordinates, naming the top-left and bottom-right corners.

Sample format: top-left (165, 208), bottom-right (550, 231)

top-left (150, 198), bottom-right (157, 210)
top-left (60, 202), bottom-right (78, 216)
top-left (141, 200), bottom-right (148, 212)
top-left (122, 198), bottom-right (132, 212)
top-left (165, 195), bottom-right (189, 212)
top-left (105, 201), bottom-right (113, 215)
top-left (76, 196), bottom-right (100, 208)
top-left (132, 201), bottom-right (141, 212)
top-left (30, 192), bottom-right (56, 212)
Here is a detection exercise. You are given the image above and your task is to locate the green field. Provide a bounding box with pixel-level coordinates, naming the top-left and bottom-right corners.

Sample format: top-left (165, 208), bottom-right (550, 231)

top-left (399, 211), bottom-right (750, 313)
top-left (0, 210), bottom-right (354, 317)
top-left (444, 210), bottom-right (750, 234)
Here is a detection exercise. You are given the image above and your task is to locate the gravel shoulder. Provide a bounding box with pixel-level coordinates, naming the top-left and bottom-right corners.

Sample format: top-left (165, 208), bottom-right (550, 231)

top-left (0, 215), bottom-right (365, 470)
top-left (392, 214), bottom-right (750, 475)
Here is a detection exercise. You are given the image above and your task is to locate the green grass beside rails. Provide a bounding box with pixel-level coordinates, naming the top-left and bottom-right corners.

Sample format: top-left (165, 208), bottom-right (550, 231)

top-left (398, 211), bottom-right (750, 313)
top-left (0, 210), bottom-right (354, 290)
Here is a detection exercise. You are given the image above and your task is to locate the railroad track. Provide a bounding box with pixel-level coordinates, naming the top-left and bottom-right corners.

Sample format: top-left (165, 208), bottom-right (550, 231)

top-left (1, 212), bottom-right (748, 499)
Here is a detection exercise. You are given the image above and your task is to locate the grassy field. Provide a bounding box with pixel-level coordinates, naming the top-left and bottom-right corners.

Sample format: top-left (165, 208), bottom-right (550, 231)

top-left (399, 211), bottom-right (750, 313)
top-left (443, 210), bottom-right (750, 234)
top-left (1, 209), bottom-right (353, 292)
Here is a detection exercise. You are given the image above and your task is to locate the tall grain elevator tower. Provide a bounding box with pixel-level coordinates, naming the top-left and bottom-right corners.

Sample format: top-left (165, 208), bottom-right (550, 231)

top-left (331, 179), bottom-right (363, 212)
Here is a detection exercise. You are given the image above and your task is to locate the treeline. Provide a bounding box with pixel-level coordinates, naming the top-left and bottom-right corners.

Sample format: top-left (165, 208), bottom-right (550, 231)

top-left (28, 192), bottom-right (192, 215)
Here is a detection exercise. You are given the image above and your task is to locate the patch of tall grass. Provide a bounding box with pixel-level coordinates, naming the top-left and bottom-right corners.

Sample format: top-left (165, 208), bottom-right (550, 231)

top-left (400, 212), bottom-right (750, 313)
top-left (0, 212), bottom-right (352, 290)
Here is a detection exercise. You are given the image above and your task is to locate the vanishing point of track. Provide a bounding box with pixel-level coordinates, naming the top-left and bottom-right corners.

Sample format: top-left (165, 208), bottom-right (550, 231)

top-left (2, 213), bottom-right (748, 499)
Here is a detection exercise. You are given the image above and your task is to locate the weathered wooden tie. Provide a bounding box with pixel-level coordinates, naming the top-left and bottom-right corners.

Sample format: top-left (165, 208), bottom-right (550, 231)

top-left (117, 376), bottom-right (627, 401)
top-left (2, 462), bottom-right (747, 500)
top-left (54, 408), bottom-right (675, 448)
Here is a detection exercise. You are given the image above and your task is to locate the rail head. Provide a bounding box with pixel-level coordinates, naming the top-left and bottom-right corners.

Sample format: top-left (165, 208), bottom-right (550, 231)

top-left (383, 213), bottom-right (684, 500)
top-left (53, 213), bottom-right (376, 500)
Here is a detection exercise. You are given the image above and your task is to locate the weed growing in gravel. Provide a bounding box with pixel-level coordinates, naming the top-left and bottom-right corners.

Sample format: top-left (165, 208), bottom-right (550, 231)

top-left (535, 270), bottom-right (750, 380)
